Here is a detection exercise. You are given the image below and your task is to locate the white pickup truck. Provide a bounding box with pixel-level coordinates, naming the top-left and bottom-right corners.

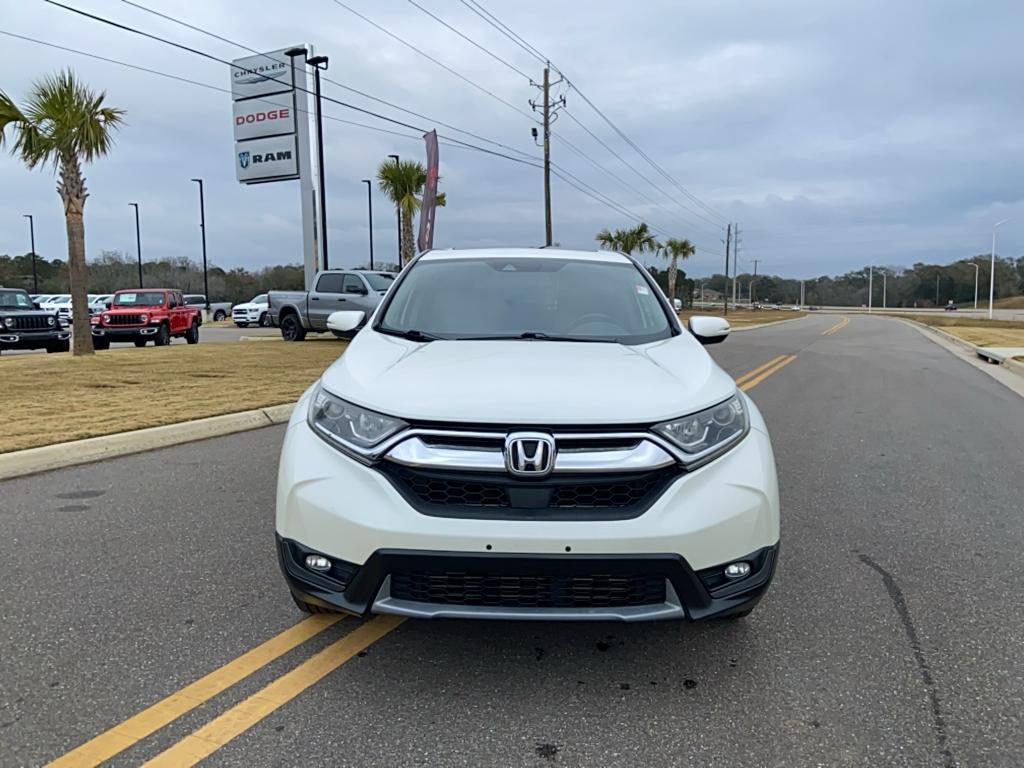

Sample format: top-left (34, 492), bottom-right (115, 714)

top-left (268, 270), bottom-right (397, 341)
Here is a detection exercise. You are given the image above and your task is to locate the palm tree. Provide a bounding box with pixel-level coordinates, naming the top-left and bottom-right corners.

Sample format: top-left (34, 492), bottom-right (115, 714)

top-left (1, 70), bottom-right (124, 355)
top-left (595, 223), bottom-right (660, 260)
top-left (661, 238), bottom-right (696, 304)
top-left (376, 158), bottom-right (446, 267)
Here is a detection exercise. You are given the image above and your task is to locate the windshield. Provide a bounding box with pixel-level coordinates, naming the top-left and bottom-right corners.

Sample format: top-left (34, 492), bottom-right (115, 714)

top-left (364, 273), bottom-right (396, 292)
top-left (0, 290), bottom-right (35, 310)
top-left (252, 294), bottom-right (268, 304)
top-left (377, 257), bottom-right (673, 344)
top-left (114, 291), bottom-right (166, 307)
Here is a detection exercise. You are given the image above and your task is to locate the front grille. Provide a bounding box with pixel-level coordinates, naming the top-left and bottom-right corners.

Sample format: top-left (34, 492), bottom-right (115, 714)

top-left (391, 570), bottom-right (666, 608)
top-left (6, 315), bottom-right (52, 331)
top-left (106, 313), bottom-right (146, 326)
top-left (386, 465), bottom-right (673, 519)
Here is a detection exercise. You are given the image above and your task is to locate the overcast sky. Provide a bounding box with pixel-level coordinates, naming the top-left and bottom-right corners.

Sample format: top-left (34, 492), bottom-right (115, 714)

top-left (1, 0), bottom-right (1022, 279)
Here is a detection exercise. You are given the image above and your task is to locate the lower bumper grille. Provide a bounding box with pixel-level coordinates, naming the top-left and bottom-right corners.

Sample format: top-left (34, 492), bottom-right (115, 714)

top-left (390, 570), bottom-right (666, 608)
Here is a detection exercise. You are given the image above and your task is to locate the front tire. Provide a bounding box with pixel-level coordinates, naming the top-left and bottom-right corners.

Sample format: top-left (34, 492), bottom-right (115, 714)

top-left (280, 314), bottom-right (306, 342)
top-left (134, 339), bottom-right (147, 347)
top-left (93, 338), bottom-right (110, 351)
top-left (235, 322), bottom-right (249, 328)
top-left (185, 320), bottom-right (200, 345)
top-left (259, 312), bottom-right (270, 327)
top-left (154, 323), bottom-right (171, 347)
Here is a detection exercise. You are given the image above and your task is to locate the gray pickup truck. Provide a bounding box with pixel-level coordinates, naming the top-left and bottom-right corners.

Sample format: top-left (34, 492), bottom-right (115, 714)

top-left (268, 270), bottom-right (397, 341)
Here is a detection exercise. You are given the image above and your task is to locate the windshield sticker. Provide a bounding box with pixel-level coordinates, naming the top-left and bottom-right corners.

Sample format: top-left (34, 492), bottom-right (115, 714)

top-left (635, 285), bottom-right (650, 295)
top-left (120, 293), bottom-right (136, 302)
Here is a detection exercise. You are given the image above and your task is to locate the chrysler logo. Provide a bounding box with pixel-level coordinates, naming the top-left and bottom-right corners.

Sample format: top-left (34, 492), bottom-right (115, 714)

top-left (505, 432), bottom-right (556, 477)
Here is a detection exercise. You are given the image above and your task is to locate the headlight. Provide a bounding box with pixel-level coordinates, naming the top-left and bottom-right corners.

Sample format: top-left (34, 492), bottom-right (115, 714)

top-left (140, 313), bottom-right (149, 323)
top-left (308, 383), bottom-right (407, 459)
top-left (48, 316), bottom-right (56, 326)
top-left (652, 393), bottom-right (749, 467)
top-left (1, 317), bottom-right (9, 328)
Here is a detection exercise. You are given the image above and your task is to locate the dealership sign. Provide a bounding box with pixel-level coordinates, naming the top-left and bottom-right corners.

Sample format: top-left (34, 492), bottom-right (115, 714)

top-left (233, 92), bottom-right (295, 141)
top-left (230, 50), bottom-right (293, 100)
top-left (236, 135), bottom-right (298, 182)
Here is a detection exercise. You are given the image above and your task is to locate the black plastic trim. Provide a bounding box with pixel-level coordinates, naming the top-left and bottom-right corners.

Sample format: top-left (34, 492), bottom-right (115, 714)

top-left (277, 535), bottom-right (778, 621)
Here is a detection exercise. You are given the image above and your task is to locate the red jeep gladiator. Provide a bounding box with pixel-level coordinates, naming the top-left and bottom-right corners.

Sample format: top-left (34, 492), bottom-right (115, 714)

top-left (90, 289), bottom-right (201, 349)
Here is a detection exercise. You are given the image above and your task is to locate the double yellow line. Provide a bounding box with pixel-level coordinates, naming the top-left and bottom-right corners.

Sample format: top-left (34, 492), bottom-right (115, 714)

top-left (821, 316), bottom-right (849, 336)
top-left (49, 355), bottom-right (802, 766)
top-left (47, 614), bottom-right (403, 767)
top-left (735, 354), bottom-right (797, 391)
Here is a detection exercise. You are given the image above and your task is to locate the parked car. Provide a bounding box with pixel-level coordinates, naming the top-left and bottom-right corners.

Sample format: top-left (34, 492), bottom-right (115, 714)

top-left (88, 294), bottom-right (113, 315)
top-left (268, 270), bottom-right (396, 341)
top-left (232, 294), bottom-right (270, 327)
top-left (0, 287), bottom-right (71, 354)
top-left (672, 298), bottom-right (683, 311)
top-left (183, 294), bottom-right (232, 321)
top-left (39, 294), bottom-right (72, 322)
top-left (30, 294), bottom-right (53, 306)
top-left (90, 289), bottom-right (201, 349)
top-left (275, 248), bottom-right (780, 623)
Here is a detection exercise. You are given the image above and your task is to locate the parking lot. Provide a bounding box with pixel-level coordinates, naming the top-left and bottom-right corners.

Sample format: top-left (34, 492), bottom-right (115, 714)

top-left (2, 314), bottom-right (1022, 767)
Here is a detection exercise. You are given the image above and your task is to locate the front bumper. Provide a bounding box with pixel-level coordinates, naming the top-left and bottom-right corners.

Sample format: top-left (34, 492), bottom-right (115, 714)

top-left (276, 413), bottom-right (781, 621)
top-left (0, 330), bottom-right (71, 349)
top-left (91, 325), bottom-right (160, 339)
top-left (279, 535), bottom-right (777, 621)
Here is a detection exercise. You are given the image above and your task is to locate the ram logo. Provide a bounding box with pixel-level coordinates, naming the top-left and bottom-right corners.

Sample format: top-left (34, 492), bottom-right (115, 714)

top-left (251, 151), bottom-right (292, 164)
top-left (238, 151), bottom-right (250, 169)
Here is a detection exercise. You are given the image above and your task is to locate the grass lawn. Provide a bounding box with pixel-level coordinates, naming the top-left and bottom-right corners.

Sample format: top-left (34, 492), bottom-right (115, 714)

top-left (0, 340), bottom-right (346, 453)
top-left (679, 308), bottom-right (806, 327)
top-left (895, 314), bottom-right (1024, 347)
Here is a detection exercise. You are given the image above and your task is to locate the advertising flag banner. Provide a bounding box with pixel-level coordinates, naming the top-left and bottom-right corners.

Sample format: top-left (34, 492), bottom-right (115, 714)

top-left (417, 130), bottom-right (439, 252)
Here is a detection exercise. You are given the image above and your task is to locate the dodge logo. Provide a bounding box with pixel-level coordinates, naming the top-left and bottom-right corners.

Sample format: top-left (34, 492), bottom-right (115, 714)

top-left (505, 432), bottom-right (556, 477)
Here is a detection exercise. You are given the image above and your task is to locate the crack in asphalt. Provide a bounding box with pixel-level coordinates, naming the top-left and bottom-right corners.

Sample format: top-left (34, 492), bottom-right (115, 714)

top-left (858, 553), bottom-right (956, 768)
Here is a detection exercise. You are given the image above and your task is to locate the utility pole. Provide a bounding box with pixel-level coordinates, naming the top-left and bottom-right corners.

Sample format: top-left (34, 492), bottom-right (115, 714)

top-left (23, 214), bottom-right (38, 293)
top-left (732, 223), bottom-right (740, 306)
top-left (751, 258), bottom-right (761, 304)
top-left (530, 64), bottom-right (565, 247)
top-left (129, 203), bottom-right (142, 288)
top-left (190, 179), bottom-right (210, 310)
top-left (723, 223), bottom-right (732, 316)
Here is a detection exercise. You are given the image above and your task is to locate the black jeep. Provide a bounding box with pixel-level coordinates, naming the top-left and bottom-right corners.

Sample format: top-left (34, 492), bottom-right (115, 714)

top-left (0, 288), bottom-right (71, 354)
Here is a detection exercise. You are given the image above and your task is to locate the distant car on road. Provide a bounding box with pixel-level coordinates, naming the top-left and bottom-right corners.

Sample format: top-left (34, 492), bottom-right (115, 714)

top-left (232, 293), bottom-right (270, 327)
top-left (673, 298), bottom-right (683, 311)
top-left (0, 287), bottom-right (70, 354)
top-left (91, 289), bottom-right (201, 349)
top-left (268, 270), bottom-right (397, 341)
top-left (944, 301), bottom-right (957, 311)
top-left (183, 294), bottom-right (233, 321)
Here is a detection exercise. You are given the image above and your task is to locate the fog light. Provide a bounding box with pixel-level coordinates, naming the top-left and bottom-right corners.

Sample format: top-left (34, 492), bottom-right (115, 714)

top-left (304, 554), bottom-right (332, 572)
top-left (724, 562), bottom-right (751, 579)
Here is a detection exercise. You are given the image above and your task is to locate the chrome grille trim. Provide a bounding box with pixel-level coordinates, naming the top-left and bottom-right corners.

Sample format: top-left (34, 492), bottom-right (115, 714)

top-left (383, 433), bottom-right (677, 473)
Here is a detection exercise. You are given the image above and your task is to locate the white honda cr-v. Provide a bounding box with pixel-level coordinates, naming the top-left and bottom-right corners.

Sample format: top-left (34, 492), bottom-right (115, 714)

top-left (276, 248), bottom-right (779, 622)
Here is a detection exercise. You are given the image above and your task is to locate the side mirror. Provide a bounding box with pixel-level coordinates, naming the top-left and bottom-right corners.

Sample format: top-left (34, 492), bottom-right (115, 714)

top-left (33, 302), bottom-right (41, 309)
top-left (345, 287), bottom-right (368, 296)
top-left (688, 315), bottom-right (730, 345)
top-left (326, 310), bottom-right (365, 333)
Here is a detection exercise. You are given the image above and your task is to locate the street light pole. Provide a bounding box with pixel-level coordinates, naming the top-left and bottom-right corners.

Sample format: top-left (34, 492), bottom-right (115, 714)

top-left (388, 154), bottom-right (400, 265)
top-left (868, 265), bottom-right (873, 313)
top-left (882, 272), bottom-right (887, 309)
top-left (23, 214), bottom-right (38, 293)
top-left (361, 179), bottom-right (375, 270)
top-left (306, 54), bottom-right (330, 270)
top-left (190, 179), bottom-right (210, 310)
top-left (989, 218), bottom-right (1009, 320)
top-left (966, 261), bottom-right (979, 310)
top-left (129, 203), bottom-right (142, 288)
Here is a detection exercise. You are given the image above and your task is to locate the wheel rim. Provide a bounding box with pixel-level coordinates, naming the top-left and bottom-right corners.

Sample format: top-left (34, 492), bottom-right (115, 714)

top-left (283, 319), bottom-right (296, 340)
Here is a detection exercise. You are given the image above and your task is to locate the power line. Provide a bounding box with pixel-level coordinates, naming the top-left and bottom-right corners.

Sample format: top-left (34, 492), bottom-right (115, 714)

top-left (329, 0), bottom-right (538, 123)
top-left (116, 0), bottom-right (538, 162)
top-left (457, 0), bottom-right (547, 63)
top-left (39, 1), bottom-right (542, 169)
top-left (403, 0), bottom-right (531, 80)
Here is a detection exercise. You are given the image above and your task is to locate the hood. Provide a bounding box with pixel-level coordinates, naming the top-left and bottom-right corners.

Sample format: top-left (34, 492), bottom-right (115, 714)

top-left (320, 329), bottom-right (736, 425)
top-left (235, 301), bottom-right (266, 310)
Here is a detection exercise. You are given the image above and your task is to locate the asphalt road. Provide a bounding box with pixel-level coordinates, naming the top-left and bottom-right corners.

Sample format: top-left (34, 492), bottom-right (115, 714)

top-left (2, 314), bottom-right (1022, 767)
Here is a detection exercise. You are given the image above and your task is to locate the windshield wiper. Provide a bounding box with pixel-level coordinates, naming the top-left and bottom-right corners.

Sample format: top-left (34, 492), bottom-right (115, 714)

top-left (379, 327), bottom-right (444, 342)
top-left (458, 332), bottom-right (611, 342)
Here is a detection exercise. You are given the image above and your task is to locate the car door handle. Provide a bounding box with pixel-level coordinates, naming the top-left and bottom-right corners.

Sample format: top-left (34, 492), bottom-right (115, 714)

top-left (311, 296), bottom-right (320, 301)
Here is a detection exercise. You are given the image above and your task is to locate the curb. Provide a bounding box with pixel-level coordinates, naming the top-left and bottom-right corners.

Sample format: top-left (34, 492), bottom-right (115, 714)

top-left (0, 403), bottom-right (295, 482)
top-left (898, 318), bottom-right (1024, 375)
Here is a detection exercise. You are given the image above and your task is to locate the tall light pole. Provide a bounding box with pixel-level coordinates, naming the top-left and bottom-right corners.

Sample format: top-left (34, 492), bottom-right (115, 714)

top-left (190, 179), bottom-right (210, 310)
top-left (388, 154), bottom-right (400, 265)
top-left (23, 214), bottom-right (38, 293)
top-left (361, 179), bottom-right (375, 270)
top-left (129, 203), bottom-right (142, 288)
top-left (989, 218), bottom-right (1010, 319)
top-left (966, 261), bottom-right (979, 310)
top-left (868, 264), bottom-right (873, 313)
top-left (882, 271), bottom-right (887, 309)
top-left (306, 54), bottom-right (330, 270)
top-left (935, 272), bottom-right (940, 306)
